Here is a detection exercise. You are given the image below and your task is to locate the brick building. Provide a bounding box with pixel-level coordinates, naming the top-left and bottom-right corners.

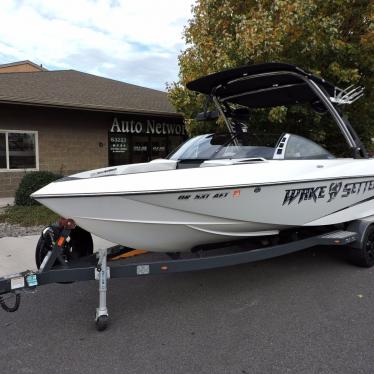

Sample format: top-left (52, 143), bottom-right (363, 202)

top-left (0, 61), bottom-right (185, 197)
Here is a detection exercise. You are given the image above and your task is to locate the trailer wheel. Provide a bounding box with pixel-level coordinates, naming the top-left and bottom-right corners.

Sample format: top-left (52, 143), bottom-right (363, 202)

top-left (68, 226), bottom-right (94, 261)
top-left (35, 226), bottom-right (94, 269)
top-left (35, 234), bottom-right (53, 269)
top-left (348, 225), bottom-right (374, 268)
top-left (96, 315), bottom-right (109, 331)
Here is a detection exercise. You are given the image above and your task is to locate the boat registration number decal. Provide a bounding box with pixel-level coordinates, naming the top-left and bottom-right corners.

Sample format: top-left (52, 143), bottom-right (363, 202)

top-left (177, 192), bottom-right (229, 201)
top-left (283, 179), bottom-right (374, 206)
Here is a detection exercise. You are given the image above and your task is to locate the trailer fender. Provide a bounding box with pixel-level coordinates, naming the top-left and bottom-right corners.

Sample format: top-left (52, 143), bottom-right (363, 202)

top-left (347, 215), bottom-right (374, 249)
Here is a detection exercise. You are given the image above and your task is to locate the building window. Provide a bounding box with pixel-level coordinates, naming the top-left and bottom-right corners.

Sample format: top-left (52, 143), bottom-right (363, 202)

top-left (108, 115), bottom-right (186, 166)
top-left (108, 133), bottom-right (185, 166)
top-left (0, 130), bottom-right (38, 170)
top-left (0, 133), bottom-right (6, 168)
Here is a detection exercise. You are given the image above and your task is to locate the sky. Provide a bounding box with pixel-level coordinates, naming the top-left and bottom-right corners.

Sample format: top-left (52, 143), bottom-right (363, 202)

top-left (0, 0), bottom-right (195, 90)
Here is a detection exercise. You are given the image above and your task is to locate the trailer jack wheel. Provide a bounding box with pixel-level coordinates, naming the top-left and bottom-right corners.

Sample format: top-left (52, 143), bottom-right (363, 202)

top-left (95, 315), bottom-right (109, 331)
top-left (95, 248), bottom-right (110, 331)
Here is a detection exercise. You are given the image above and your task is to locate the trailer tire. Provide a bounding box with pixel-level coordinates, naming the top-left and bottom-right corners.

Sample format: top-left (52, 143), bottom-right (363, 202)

top-left (348, 225), bottom-right (374, 268)
top-left (68, 226), bottom-right (94, 260)
top-left (35, 226), bottom-right (94, 269)
top-left (35, 235), bottom-right (53, 269)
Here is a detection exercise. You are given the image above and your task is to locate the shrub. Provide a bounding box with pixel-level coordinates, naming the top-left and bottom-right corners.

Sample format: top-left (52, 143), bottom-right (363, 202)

top-left (15, 171), bottom-right (62, 206)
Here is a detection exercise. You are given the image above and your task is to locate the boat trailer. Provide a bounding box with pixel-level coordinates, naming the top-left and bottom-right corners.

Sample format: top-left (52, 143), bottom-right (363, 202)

top-left (0, 223), bottom-right (371, 331)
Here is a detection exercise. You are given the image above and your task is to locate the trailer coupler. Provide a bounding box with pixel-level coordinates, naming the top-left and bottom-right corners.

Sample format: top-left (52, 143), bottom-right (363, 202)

top-left (0, 270), bottom-right (39, 312)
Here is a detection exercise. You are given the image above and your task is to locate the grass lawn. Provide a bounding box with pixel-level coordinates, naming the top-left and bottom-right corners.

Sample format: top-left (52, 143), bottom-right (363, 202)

top-left (0, 205), bottom-right (59, 227)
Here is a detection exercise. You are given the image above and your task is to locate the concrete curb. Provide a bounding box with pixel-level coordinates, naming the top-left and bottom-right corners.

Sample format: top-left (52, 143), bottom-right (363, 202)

top-left (0, 234), bottom-right (114, 276)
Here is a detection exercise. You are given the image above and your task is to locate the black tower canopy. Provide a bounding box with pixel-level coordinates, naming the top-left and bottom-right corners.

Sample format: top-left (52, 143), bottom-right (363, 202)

top-left (186, 62), bottom-right (336, 108)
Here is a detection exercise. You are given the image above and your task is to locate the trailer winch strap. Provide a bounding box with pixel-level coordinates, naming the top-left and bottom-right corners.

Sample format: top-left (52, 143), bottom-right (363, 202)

top-left (111, 249), bottom-right (147, 261)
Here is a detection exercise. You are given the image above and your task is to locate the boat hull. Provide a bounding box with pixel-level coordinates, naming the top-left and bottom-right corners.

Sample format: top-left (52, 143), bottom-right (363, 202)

top-left (35, 173), bottom-right (374, 252)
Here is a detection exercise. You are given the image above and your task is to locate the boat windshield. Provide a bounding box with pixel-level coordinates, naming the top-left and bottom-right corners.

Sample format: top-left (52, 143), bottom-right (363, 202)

top-left (168, 132), bottom-right (335, 161)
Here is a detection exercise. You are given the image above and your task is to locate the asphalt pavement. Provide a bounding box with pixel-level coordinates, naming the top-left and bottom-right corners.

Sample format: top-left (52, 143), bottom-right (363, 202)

top-left (0, 245), bottom-right (374, 374)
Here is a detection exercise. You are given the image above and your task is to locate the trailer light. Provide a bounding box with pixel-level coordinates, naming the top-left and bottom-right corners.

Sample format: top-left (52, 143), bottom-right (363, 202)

top-left (233, 189), bottom-right (241, 198)
top-left (161, 265), bottom-right (168, 271)
top-left (58, 217), bottom-right (77, 229)
top-left (57, 236), bottom-right (65, 247)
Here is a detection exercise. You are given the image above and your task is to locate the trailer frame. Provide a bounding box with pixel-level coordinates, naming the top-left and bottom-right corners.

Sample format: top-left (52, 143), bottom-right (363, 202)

top-left (0, 227), bottom-right (363, 331)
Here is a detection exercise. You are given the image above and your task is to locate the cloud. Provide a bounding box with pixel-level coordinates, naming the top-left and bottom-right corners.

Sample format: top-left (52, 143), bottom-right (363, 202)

top-left (63, 48), bottom-right (180, 89)
top-left (0, 0), bottom-right (194, 89)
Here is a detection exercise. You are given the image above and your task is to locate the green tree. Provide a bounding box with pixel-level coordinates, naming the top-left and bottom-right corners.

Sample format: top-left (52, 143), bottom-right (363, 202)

top-left (168, 0), bottom-right (374, 147)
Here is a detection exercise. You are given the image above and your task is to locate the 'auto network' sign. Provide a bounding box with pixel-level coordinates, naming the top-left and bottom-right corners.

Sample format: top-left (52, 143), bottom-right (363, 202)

top-left (110, 117), bottom-right (185, 136)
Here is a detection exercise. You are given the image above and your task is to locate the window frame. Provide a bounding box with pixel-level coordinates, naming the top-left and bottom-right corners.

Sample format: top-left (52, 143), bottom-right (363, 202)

top-left (0, 129), bottom-right (39, 172)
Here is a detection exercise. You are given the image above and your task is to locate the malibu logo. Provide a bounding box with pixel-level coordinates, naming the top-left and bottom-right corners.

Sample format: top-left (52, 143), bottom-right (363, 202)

top-left (110, 117), bottom-right (185, 136)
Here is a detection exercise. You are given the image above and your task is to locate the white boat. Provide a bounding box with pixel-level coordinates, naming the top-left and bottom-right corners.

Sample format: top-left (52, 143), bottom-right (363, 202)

top-left (32, 63), bottom-right (373, 252)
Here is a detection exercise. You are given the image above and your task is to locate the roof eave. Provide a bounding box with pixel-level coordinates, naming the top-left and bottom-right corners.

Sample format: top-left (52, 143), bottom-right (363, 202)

top-left (0, 98), bottom-right (183, 118)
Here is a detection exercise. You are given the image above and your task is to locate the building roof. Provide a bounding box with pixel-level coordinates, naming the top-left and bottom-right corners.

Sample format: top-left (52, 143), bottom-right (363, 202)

top-left (0, 60), bottom-right (47, 72)
top-left (0, 69), bottom-right (179, 116)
